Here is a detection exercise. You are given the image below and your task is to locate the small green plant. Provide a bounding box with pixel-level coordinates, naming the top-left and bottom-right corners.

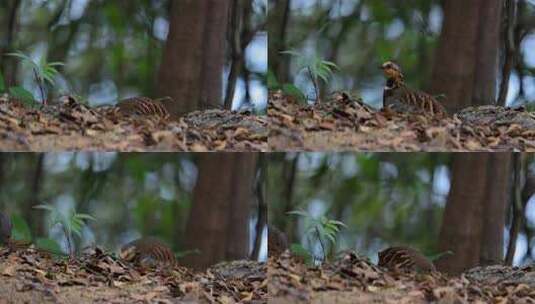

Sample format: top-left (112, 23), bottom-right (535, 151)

top-left (268, 69), bottom-right (307, 103)
top-left (5, 50), bottom-right (64, 105)
top-left (0, 69), bottom-right (36, 107)
top-left (526, 101), bottom-right (535, 112)
top-left (281, 50), bottom-right (339, 103)
top-left (34, 204), bottom-right (96, 257)
top-left (8, 214), bottom-right (64, 256)
top-left (288, 209), bottom-right (347, 263)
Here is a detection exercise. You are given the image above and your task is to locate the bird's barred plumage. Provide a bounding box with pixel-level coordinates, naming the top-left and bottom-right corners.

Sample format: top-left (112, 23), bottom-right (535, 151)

top-left (120, 237), bottom-right (176, 268)
top-left (268, 225), bottom-right (289, 256)
top-left (378, 246), bottom-right (436, 273)
top-left (381, 61), bottom-right (447, 117)
top-left (116, 97), bottom-right (171, 119)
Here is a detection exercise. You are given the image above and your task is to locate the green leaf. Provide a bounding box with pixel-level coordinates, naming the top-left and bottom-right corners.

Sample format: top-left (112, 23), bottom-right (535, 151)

top-left (267, 70), bottom-right (280, 90)
top-left (34, 204), bottom-right (54, 211)
top-left (287, 210), bottom-right (310, 218)
top-left (290, 243), bottom-right (313, 264)
top-left (0, 70), bottom-right (5, 92)
top-left (47, 62), bottom-right (65, 67)
top-left (75, 213), bottom-right (96, 221)
top-left (8, 86), bottom-right (36, 106)
top-left (281, 84), bottom-right (306, 103)
top-left (10, 215), bottom-right (32, 242)
top-left (35, 238), bottom-right (64, 256)
top-left (280, 50), bottom-right (301, 57)
top-left (6, 51), bottom-right (32, 62)
top-left (324, 232), bottom-right (336, 245)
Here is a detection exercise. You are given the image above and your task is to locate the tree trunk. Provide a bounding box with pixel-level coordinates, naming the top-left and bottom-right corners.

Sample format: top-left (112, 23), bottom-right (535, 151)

top-left (436, 153), bottom-right (511, 274)
top-left (0, 0), bottom-right (21, 86)
top-left (430, 0), bottom-right (502, 113)
top-left (183, 153), bottom-right (257, 270)
top-left (25, 154), bottom-right (45, 236)
top-left (158, 0), bottom-right (230, 117)
top-left (268, 0), bottom-right (291, 84)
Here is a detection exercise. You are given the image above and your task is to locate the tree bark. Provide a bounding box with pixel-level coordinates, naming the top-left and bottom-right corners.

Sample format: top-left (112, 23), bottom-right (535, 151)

top-left (436, 153), bottom-right (511, 274)
top-left (158, 0), bottom-right (231, 117)
top-left (26, 154), bottom-right (45, 236)
top-left (430, 0), bottom-right (502, 113)
top-left (268, 0), bottom-right (291, 84)
top-left (183, 153), bottom-right (257, 270)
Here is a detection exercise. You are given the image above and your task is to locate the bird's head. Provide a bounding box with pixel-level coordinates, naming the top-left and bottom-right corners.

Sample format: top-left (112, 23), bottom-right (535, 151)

top-left (379, 61), bottom-right (403, 80)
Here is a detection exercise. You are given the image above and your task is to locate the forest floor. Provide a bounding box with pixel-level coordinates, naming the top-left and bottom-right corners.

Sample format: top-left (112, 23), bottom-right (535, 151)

top-left (0, 246), bottom-right (266, 304)
top-left (0, 97), bottom-right (267, 151)
top-left (269, 251), bottom-right (535, 304)
top-left (269, 92), bottom-right (535, 151)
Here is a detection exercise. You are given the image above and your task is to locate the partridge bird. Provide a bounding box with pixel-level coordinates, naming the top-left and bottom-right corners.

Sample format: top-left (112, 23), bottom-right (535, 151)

top-left (115, 97), bottom-right (171, 120)
top-left (120, 237), bottom-right (176, 268)
top-left (378, 246), bottom-right (436, 273)
top-left (380, 61), bottom-right (447, 117)
top-left (268, 225), bottom-right (288, 257)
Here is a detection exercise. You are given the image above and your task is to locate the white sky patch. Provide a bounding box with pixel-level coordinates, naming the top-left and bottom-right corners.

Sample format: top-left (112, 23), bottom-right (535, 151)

top-left (525, 195), bottom-right (535, 227)
top-left (249, 79), bottom-right (268, 110)
top-left (246, 33), bottom-right (267, 73)
top-left (70, 0), bottom-right (89, 20)
top-left (153, 17), bottom-right (169, 41)
top-left (44, 153), bottom-right (75, 174)
top-left (522, 34), bottom-right (535, 68)
top-left (506, 72), bottom-right (520, 106)
top-left (308, 198), bottom-right (327, 219)
top-left (386, 19), bottom-right (404, 40)
top-left (429, 5), bottom-right (443, 34)
top-left (432, 165), bottom-right (450, 204)
top-left (341, 155), bottom-right (359, 177)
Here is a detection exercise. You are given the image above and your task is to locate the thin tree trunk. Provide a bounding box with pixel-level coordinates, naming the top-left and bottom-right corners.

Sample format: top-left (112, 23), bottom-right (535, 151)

top-left (0, 0), bottom-right (21, 86)
top-left (26, 154), bottom-right (45, 236)
top-left (268, 0), bottom-right (291, 84)
top-left (281, 153), bottom-right (299, 241)
top-left (158, 0), bottom-right (231, 117)
top-left (183, 153), bottom-right (257, 270)
top-left (430, 0), bottom-right (502, 113)
top-left (251, 154), bottom-right (267, 260)
top-left (505, 153), bottom-right (525, 265)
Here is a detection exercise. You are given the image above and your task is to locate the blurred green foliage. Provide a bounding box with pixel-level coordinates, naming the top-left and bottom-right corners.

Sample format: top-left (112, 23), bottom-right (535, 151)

top-left (288, 209), bottom-right (346, 262)
top-left (0, 0), bottom-right (267, 108)
top-left (269, 153), bottom-right (535, 265)
top-left (0, 153), bottom-right (216, 254)
top-left (34, 203), bottom-right (95, 255)
top-left (269, 153), bottom-right (453, 261)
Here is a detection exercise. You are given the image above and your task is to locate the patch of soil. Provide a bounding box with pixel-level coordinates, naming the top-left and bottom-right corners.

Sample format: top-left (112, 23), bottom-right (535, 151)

top-left (268, 92), bottom-right (535, 151)
top-left (269, 251), bottom-right (535, 304)
top-left (0, 246), bottom-right (266, 303)
top-left (0, 97), bottom-right (267, 151)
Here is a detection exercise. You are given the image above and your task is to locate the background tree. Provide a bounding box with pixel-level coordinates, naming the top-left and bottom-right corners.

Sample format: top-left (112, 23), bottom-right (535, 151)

top-left (430, 0), bottom-right (502, 113)
top-left (183, 153), bottom-right (258, 270)
top-left (436, 153), bottom-right (512, 274)
top-left (157, 0), bottom-right (230, 116)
